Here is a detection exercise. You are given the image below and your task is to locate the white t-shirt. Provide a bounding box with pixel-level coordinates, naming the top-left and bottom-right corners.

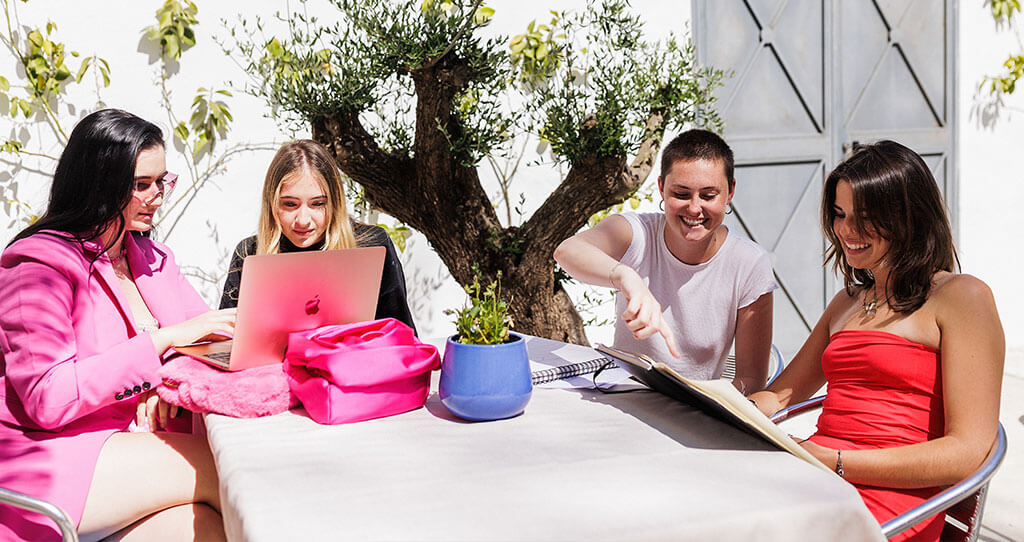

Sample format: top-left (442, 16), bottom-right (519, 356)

top-left (613, 212), bottom-right (778, 379)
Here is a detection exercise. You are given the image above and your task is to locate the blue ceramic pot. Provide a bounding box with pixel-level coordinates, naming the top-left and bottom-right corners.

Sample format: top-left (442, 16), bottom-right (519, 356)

top-left (439, 332), bottom-right (532, 421)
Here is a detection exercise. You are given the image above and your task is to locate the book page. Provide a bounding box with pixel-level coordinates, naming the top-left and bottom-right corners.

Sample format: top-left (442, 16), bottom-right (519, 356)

top-left (654, 364), bottom-right (833, 473)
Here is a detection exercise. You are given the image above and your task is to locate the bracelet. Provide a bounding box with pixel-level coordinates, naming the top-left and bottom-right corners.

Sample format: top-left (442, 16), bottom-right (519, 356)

top-left (835, 449), bottom-right (844, 477)
top-left (608, 263), bottom-right (625, 288)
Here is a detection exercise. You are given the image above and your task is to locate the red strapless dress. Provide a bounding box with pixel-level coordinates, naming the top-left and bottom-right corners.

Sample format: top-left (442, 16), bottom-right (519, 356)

top-left (809, 330), bottom-right (945, 542)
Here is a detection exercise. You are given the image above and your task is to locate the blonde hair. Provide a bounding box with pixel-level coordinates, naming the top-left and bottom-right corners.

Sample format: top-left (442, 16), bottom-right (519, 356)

top-left (257, 140), bottom-right (357, 254)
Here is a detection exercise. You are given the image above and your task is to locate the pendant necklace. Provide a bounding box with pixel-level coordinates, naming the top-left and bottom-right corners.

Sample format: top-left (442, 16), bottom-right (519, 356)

top-left (863, 283), bottom-right (881, 317)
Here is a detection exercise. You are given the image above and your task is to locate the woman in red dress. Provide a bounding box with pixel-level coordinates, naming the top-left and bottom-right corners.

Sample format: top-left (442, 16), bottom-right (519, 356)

top-left (749, 140), bottom-right (1004, 541)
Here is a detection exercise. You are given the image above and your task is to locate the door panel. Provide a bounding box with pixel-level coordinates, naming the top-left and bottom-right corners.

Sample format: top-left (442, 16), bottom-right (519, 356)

top-left (693, 0), bottom-right (956, 360)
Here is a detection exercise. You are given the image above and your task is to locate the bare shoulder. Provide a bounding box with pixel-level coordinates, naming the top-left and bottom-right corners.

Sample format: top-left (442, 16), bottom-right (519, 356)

top-left (931, 273), bottom-right (1000, 328)
top-left (821, 286), bottom-right (859, 331)
top-left (824, 286), bottom-right (859, 314)
top-left (932, 273), bottom-right (996, 308)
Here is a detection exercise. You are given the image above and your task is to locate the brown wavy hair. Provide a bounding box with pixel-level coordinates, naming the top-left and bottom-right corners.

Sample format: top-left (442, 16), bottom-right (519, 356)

top-left (822, 140), bottom-right (957, 314)
top-left (257, 140), bottom-right (357, 254)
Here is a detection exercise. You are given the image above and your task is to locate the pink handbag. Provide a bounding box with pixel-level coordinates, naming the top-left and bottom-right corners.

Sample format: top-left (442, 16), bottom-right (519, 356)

top-left (284, 318), bottom-right (440, 424)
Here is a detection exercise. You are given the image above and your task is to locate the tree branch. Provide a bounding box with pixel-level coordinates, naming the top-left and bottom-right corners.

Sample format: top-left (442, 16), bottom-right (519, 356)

top-left (627, 110), bottom-right (665, 184)
top-left (518, 110), bottom-right (668, 267)
top-left (416, 0), bottom-right (484, 71)
top-left (311, 112), bottom-right (417, 222)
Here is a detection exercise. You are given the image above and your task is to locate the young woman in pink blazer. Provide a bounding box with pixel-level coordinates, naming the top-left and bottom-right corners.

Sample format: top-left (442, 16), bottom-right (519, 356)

top-left (0, 109), bottom-right (236, 541)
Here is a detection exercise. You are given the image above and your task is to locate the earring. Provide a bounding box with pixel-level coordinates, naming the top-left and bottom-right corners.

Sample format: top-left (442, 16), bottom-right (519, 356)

top-left (726, 203), bottom-right (734, 215)
top-left (659, 199), bottom-right (665, 212)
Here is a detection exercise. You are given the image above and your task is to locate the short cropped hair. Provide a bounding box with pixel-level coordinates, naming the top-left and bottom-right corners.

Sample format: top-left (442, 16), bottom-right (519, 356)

top-left (659, 129), bottom-right (735, 191)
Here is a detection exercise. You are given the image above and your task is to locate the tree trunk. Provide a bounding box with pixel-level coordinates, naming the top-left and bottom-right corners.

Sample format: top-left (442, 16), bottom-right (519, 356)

top-left (309, 58), bottom-right (666, 346)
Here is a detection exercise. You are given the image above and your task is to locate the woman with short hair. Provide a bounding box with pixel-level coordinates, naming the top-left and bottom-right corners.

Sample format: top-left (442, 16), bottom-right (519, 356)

top-left (555, 129), bottom-right (777, 391)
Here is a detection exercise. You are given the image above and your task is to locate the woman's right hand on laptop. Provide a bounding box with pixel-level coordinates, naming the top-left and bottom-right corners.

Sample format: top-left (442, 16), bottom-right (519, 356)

top-left (150, 308), bottom-right (237, 355)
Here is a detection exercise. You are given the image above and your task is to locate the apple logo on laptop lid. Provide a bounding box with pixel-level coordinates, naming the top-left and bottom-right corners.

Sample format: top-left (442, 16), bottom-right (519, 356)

top-left (305, 295), bottom-right (321, 315)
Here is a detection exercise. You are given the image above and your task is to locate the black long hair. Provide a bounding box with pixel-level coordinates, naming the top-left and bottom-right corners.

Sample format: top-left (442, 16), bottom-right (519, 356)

top-left (822, 140), bottom-right (957, 314)
top-left (9, 109), bottom-right (165, 256)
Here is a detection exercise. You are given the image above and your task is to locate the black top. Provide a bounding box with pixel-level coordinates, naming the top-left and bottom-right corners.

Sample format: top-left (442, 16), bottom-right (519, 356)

top-left (218, 224), bottom-right (417, 334)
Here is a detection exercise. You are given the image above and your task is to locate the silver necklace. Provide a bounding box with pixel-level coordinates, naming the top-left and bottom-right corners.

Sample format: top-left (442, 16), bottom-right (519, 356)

top-left (863, 283), bottom-right (886, 317)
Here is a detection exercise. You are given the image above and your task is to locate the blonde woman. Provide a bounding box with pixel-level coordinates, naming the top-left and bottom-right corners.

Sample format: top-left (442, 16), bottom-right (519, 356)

top-left (219, 140), bottom-right (415, 331)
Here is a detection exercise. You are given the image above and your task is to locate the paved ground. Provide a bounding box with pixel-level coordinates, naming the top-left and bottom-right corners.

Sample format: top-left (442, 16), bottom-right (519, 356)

top-left (978, 349), bottom-right (1024, 541)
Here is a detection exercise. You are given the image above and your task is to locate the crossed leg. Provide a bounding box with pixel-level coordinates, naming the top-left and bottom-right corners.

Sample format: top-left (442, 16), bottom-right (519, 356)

top-left (78, 431), bottom-right (224, 541)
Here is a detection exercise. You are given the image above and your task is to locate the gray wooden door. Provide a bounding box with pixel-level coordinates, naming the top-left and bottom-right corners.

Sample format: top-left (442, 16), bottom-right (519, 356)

top-left (692, 0), bottom-right (956, 360)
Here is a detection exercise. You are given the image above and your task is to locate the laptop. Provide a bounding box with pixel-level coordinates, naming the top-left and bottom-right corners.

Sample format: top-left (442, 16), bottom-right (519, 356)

top-left (175, 246), bottom-right (386, 371)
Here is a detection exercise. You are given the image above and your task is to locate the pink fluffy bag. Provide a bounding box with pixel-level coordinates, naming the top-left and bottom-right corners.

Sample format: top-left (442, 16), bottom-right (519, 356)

top-left (157, 356), bottom-right (295, 418)
top-left (284, 318), bottom-right (440, 424)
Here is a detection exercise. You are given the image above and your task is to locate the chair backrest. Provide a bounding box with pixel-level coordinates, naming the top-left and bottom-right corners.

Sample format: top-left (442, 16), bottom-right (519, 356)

top-left (939, 484), bottom-right (989, 542)
top-left (771, 397), bottom-right (1007, 541)
top-left (721, 344), bottom-right (785, 386)
top-left (0, 487), bottom-right (78, 542)
top-left (879, 423), bottom-right (1007, 541)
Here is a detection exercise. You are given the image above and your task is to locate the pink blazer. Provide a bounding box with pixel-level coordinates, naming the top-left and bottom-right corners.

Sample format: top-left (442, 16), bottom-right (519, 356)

top-left (0, 232), bottom-right (210, 541)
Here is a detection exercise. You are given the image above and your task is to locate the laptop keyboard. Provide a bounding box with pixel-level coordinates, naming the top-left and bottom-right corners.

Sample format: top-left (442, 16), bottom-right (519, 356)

top-left (205, 350), bottom-right (231, 368)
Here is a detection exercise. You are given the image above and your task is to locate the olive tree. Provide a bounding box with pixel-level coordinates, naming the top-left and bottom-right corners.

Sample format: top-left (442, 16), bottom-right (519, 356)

top-left (232, 0), bottom-right (721, 343)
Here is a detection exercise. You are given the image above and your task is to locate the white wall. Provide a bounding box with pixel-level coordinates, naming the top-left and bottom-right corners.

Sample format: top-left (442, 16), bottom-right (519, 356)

top-left (0, 0), bottom-right (687, 341)
top-left (958, 6), bottom-right (1024, 353)
top-left (2, 1), bottom-right (1018, 350)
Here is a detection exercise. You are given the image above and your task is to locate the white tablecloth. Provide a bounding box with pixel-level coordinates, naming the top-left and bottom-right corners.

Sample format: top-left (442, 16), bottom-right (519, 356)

top-left (205, 337), bottom-right (883, 541)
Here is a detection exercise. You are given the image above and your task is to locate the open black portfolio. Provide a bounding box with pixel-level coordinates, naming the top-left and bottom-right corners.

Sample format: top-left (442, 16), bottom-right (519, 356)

top-left (595, 344), bottom-right (833, 474)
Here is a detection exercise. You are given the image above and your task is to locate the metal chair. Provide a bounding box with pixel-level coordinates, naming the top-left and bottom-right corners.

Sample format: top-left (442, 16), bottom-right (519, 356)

top-left (770, 396), bottom-right (1008, 541)
top-left (721, 343), bottom-right (785, 386)
top-left (0, 487), bottom-right (78, 542)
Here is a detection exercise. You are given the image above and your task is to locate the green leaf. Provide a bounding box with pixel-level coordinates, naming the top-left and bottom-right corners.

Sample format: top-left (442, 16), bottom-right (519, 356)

top-left (27, 29), bottom-right (43, 49)
top-left (0, 76), bottom-right (9, 92)
top-left (27, 56), bottom-right (47, 74)
top-left (165, 34), bottom-right (180, 59)
top-left (173, 122), bottom-right (190, 142)
top-left (193, 132), bottom-right (210, 156)
top-left (75, 57), bottom-right (91, 83)
top-left (266, 37), bottom-right (284, 58)
top-left (1, 139), bottom-right (23, 154)
top-left (473, 6), bottom-right (494, 25)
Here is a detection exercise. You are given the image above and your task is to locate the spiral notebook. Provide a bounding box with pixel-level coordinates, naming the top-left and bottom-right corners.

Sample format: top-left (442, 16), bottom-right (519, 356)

top-left (531, 356), bottom-right (614, 385)
top-left (520, 335), bottom-right (632, 389)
